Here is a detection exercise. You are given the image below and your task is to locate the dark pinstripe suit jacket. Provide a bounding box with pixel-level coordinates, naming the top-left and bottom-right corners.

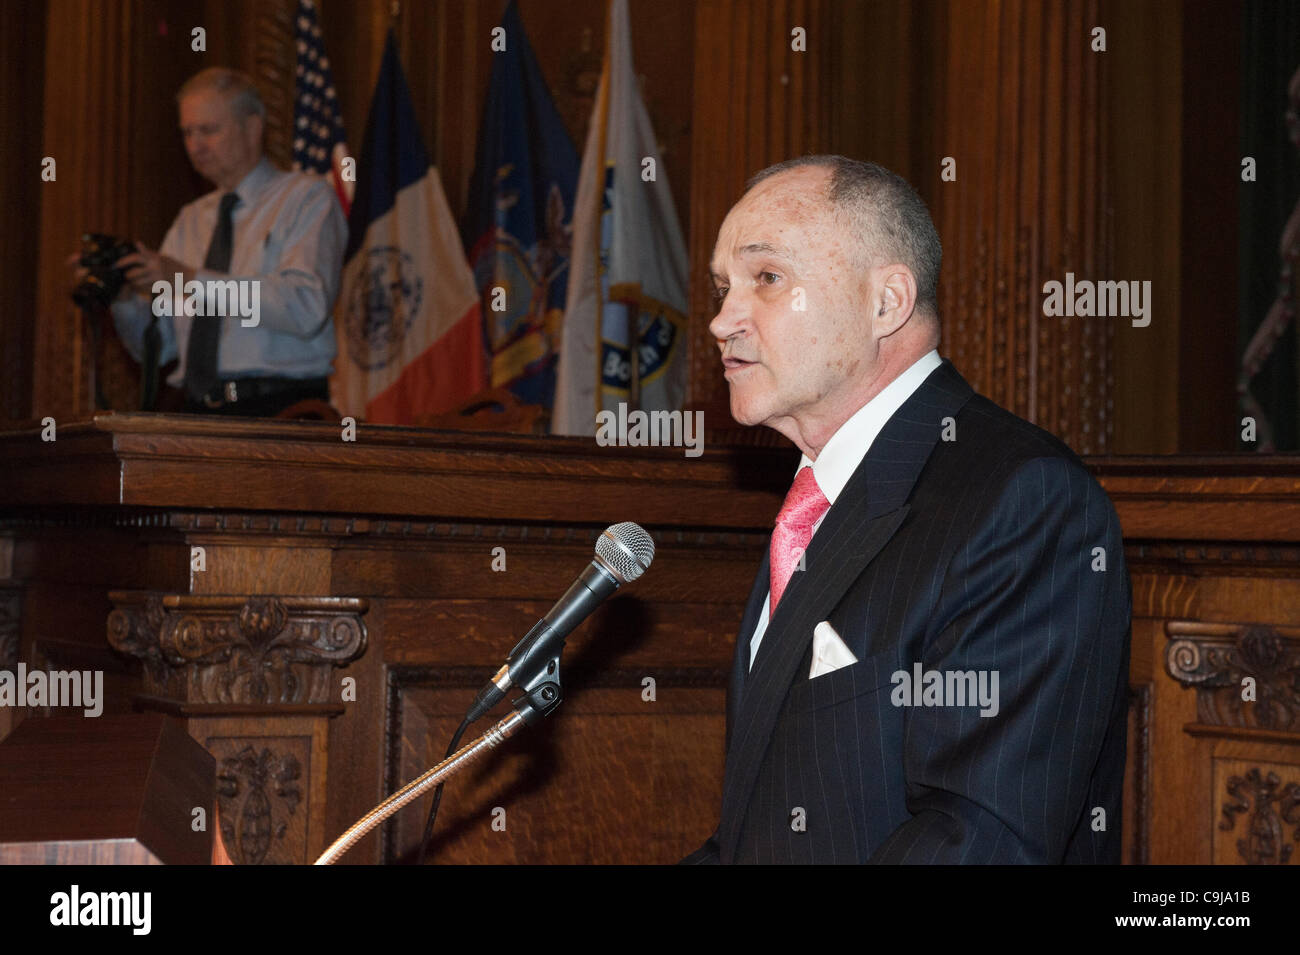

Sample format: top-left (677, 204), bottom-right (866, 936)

top-left (685, 358), bottom-right (1131, 864)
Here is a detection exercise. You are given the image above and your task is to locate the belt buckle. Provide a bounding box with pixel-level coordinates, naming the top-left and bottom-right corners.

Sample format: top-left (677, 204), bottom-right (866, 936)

top-left (201, 381), bottom-right (237, 408)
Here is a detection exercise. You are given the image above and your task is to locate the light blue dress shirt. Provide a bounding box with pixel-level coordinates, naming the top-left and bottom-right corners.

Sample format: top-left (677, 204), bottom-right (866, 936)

top-left (111, 157), bottom-right (347, 386)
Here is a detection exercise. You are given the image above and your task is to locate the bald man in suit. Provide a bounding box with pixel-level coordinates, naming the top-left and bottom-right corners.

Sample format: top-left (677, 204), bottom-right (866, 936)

top-left (685, 156), bottom-right (1131, 864)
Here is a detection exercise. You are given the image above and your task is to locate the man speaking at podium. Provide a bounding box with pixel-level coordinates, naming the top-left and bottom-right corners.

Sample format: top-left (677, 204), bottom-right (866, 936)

top-left (685, 156), bottom-right (1131, 864)
top-left (105, 67), bottom-right (346, 417)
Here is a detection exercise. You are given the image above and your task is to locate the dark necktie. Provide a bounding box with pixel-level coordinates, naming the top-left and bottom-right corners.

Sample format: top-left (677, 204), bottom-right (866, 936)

top-left (184, 191), bottom-right (239, 401)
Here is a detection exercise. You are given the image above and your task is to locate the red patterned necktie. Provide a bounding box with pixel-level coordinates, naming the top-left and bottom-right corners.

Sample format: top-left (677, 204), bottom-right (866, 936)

top-left (769, 466), bottom-right (831, 613)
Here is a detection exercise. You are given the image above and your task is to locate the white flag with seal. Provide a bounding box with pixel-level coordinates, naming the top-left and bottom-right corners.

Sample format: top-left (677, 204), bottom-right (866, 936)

top-left (551, 0), bottom-right (689, 436)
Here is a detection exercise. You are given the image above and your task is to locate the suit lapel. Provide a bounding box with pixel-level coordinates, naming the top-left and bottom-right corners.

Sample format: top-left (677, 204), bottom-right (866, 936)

top-left (726, 549), bottom-right (771, 743)
top-left (717, 358), bottom-right (975, 859)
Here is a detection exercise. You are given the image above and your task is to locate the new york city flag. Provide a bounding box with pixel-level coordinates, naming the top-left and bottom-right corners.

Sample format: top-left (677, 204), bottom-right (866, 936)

top-left (331, 33), bottom-right (485, 423)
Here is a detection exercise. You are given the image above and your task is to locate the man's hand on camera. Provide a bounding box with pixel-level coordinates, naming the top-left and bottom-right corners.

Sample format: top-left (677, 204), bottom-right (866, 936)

top-left (117, 242), bottom-right (192, 296)
top-left (65, 250), bottom-right (131, 304)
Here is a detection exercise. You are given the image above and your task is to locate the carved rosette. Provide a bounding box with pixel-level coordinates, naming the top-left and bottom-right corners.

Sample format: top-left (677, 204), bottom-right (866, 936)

top-left (1218, 767), bottom-right (1300, 865)
top-left (1165, 622), bottom-right (1300, 731)
top-left (108, 593), bottom-right (367, 704)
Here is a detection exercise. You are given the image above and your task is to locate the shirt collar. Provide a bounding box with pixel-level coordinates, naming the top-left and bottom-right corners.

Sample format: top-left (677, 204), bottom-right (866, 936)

top-left (799, 349), bottom-right (943, 505)
top-left (226, 156), bottom-right (276, 206)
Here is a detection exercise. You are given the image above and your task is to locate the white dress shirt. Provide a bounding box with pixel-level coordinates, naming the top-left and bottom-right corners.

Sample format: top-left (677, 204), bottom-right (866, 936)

top-left (111, 157), bottom-right (347, 386)
top-left (748, 348), bottom-right (943, 669)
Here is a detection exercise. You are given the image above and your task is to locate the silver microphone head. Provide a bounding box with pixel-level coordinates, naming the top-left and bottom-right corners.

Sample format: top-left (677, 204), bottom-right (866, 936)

top-left (595, 522), bottom-right (655, 583)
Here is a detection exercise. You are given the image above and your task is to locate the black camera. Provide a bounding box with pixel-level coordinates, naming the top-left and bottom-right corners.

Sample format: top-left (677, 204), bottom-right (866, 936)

top-left (71, 233), bottom-right (136, 310)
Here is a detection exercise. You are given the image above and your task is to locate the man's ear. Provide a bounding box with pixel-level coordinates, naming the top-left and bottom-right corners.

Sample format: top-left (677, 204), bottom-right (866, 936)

top-left (874, 266), bottom-right (918, 335)
top-left (245, 112), bottom-right (265, 151)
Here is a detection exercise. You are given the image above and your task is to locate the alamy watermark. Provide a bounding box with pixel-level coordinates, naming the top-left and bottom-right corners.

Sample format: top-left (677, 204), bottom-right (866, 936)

top-left (152, 273), bottom-right (260, 327)
top-left (891, 663), bottom-right (999, 717)
top-left (595, 403), bottom-right (704, 458)
top-left (0, 664), bottom-right (103, 717)
top-left (50, 885), bottom-right (150, 935)
top-left (1042, 272), bottom-right (1150, 327)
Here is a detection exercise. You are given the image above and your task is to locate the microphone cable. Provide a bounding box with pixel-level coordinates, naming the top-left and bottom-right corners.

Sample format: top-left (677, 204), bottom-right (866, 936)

top-left (414, 715), bottom-right (470, 866)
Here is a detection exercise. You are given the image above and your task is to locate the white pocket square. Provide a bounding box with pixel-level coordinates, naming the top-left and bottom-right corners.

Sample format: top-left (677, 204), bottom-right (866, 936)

top-left (809, 621), bottom-right (858, 678)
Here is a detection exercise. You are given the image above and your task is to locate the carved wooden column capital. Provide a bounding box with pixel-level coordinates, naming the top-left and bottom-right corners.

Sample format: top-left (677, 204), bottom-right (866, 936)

top-left (107, 592), bottom-right (368, 706)
top-left (1166, 620), bottom-right (1300, 732)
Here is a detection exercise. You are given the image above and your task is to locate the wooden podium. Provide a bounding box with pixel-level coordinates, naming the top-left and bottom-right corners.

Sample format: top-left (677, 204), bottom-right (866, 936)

top-left (3, 414), bottom-right (1298, 864)
top-left (0, 713), bottom-right (219, 864)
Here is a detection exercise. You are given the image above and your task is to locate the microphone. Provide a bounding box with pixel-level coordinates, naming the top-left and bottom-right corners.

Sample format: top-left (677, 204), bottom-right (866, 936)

top-left (465, 522), bottom-right (655, 723)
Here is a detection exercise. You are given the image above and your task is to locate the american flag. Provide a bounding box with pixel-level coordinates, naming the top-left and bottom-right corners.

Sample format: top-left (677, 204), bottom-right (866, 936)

top-left (292, 0), bottom-right (353, 216)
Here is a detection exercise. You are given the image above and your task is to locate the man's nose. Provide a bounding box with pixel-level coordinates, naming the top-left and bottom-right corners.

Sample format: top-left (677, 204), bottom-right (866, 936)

top-left (708, 288), bottom-right (749, 344)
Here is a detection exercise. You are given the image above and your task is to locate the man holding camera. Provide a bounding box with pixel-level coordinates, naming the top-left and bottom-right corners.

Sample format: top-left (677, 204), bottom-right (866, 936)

top-left (89, 67), bottom-right (346, 416)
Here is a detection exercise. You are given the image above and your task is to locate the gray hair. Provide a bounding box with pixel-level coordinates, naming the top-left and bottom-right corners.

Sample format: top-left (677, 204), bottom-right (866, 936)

top-left (746, 155), bottom-right (942, 317)
top-left (176, 67), bottom-right (266, 121)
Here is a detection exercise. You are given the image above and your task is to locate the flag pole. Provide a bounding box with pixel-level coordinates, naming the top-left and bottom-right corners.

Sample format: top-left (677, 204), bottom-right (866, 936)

top-left (591, 0), bottom-right (613, 426)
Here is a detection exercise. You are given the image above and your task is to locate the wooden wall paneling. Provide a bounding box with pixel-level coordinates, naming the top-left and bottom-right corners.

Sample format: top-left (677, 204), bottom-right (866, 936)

top-left (1122, 580), bottom-right (1159, 865)
top-left (388, 682), bottom-right (725, 864)
top-left (424, 0), bottom-right (495, 220)
top-left (0, 1), bottom-right (46, 426)
top-left (323, 596), bottom-right (389, 864)
top-left (1144, 593), bottom-right (1212, 864)
top-left (34, 0), bottom-right (137, 424)
top-left (937, 0), bottom-right (984, 396)
top-left (373, 587), bottom-right (751, 863)
top-left (1001, 0), bottom-right (1029, 424)
top-left (1102, 0), bottom-right (1183, 454)
top-left (932, 0), bottom-right (1113, 454)
top-left (829, 0), bottom-right (928, 188)
top-left (1178, 1), bottom-right (1241, 453)
top-left (686, 0), bottom-right (834, 420)
top-left (317, 0), bottom-right (390, 197)
top-left (1123, 682), bottom-right (1152, 864)
top-left (250, 0), bottom-right (297, 170)
top-left (346, 524), bottom-right (764, 864)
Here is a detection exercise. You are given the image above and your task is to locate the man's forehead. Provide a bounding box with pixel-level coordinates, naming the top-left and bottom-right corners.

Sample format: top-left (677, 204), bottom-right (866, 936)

top-left (179, 90), bottom-right (231, 119)
top-left (712, 176), bottom-right (830, 271)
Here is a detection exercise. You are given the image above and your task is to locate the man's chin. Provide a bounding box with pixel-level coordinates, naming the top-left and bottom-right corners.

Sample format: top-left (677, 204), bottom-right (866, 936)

top-left (727, 396), bottom-right (769, 429)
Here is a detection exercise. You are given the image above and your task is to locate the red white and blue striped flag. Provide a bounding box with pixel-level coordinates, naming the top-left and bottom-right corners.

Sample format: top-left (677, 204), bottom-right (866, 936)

top-left (292, 0), bottom-right (353, 216)
top-left (330, 32), bottom-right (486, 423)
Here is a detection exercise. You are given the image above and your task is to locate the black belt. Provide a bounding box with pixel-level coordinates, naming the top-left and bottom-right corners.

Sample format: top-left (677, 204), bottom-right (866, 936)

top-left (197, 376), bottom-right (327, 409)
